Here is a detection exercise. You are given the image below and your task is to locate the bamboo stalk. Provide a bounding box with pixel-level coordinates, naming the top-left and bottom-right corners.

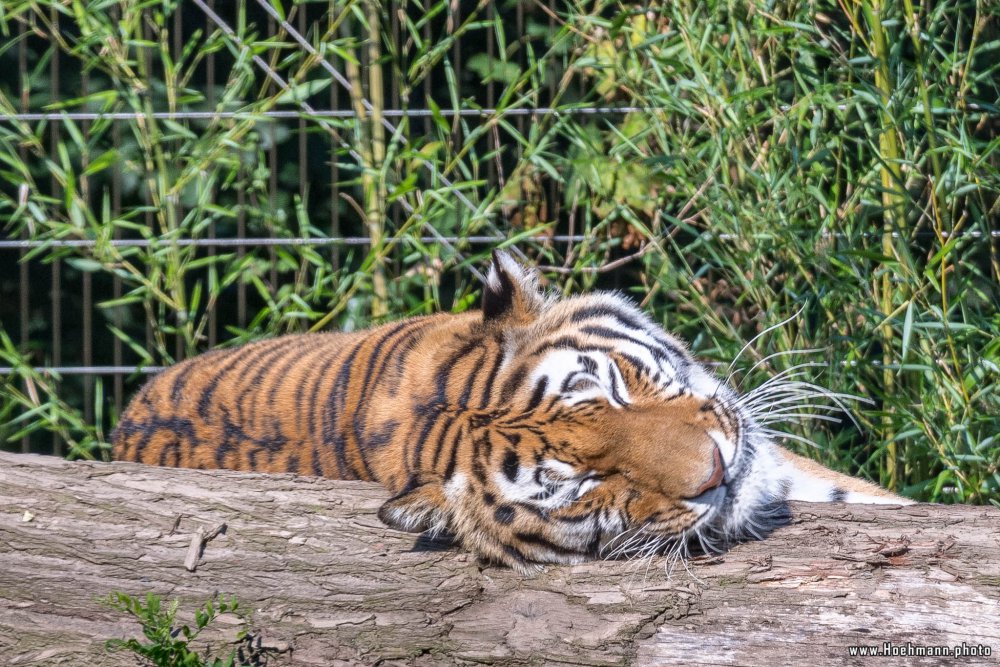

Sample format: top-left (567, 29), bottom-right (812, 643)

top-left (344, 1), bottom-right (388, 320)
top-left (366, 0), bottom-right (388, 320)
top-left (862, 0), bottom-right (906, 490)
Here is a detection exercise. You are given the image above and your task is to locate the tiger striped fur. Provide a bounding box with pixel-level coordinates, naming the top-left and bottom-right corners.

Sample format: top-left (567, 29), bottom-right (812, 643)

top-left (113, 251), bottom-right (908, 572)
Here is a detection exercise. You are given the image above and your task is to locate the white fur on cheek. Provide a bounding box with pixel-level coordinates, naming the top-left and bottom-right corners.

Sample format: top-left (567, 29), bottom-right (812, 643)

top-left (687, 367), bottom-right (724, 400)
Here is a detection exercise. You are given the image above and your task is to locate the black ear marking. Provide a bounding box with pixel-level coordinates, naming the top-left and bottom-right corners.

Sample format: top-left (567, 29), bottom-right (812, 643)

top-left (483, 250), bottom-right (516, 320)
top-left (482, 249), bottom-right (546, 325)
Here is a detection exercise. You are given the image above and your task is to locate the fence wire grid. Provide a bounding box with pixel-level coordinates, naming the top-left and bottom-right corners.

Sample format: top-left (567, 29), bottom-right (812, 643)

top-left (0, 0), bottom-right (621, 455)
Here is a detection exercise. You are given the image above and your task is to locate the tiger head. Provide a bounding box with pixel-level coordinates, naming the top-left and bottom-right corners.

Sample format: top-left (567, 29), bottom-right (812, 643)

top-left (377, 252), bottom-right (796, 572)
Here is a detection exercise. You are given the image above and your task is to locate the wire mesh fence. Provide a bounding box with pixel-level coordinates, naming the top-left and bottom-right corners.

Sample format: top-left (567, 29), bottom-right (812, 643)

top-left (0, 0), bottom-right (612, 454)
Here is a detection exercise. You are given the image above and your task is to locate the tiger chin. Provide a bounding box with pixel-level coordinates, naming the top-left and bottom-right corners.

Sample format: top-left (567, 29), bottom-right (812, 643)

top-left (113, 250), bottom-right (910, 573)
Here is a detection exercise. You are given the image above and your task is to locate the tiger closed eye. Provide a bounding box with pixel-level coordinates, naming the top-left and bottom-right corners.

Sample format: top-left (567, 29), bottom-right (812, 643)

top-left (567, 376), bottom-right (597, 391)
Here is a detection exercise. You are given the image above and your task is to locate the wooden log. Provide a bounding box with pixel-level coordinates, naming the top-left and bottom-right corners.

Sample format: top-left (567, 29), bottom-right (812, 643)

top-left (1, 452), bottom-right (998, 666)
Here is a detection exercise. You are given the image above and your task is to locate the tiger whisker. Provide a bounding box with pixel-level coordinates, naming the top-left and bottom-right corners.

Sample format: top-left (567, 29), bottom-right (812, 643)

top-left (742, 380), bottom-right (855, 402)
top-left (733, 347), bottom-right (826, 393)
top-left (723, 306), bottom-right (806, 386)
top-left (742, 362), bottom-right (832, 388)
top-left (603, 525), bottom-right (651, 561)
top-left (741, 378), bottom-right (871, 432)
top-left (663, 540), bottom-right (685, 579)
top-left (673, 543), bottom-right (705, 585)
top-left (740, 517), bottom-right (767, 542)
top-left (744, 395), bottom-right (855, 415)
top-left (749, 399), bottom-right (852, 416)
top-left (744, 382), bottom-right (871, 408)
top-left (759, 427), bottom-right (824, 449)
top-left (740, 363), bottom-right (834, 399)
top-left (755, 412), bottom-right (845, 426)
top-left (749, 399), bottom-right (853, 415)
top-left (747, 377), bottom-right (873, 405)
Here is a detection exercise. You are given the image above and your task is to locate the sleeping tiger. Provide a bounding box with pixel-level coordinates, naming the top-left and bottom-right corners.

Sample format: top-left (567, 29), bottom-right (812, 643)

top-left (113, 250), bottom-right (908, 571)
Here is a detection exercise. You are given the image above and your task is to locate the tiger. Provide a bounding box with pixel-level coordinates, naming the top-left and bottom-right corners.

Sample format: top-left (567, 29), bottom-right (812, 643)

top-left (113, 250), bottom-right (909, 572)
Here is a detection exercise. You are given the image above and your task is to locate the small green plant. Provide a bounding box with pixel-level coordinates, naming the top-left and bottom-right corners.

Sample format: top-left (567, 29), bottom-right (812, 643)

top-left (104, 591), bottom-right (248, 667)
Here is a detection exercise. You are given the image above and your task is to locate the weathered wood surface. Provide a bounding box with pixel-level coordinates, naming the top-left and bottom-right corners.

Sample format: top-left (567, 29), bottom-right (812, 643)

top-left (1, 452), bottom-right (998, 666)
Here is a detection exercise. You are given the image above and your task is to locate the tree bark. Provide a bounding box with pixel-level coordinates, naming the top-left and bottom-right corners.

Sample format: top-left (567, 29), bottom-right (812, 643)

top-left (1, 452), bottom-right (998, 666)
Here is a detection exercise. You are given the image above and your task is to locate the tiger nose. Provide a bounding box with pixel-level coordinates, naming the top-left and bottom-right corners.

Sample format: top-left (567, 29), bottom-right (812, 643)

top-left (689, 445), bottom-right (726, 498)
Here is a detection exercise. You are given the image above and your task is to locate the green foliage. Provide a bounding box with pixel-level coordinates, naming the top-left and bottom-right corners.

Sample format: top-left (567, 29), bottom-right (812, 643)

top-left (550, 0), bottom-right (1000, 503)
top-left (104, 592), bottom-right (247, 667)
top-left (0, 1), bottom-right (997, 504)
top-left (0, 328), bottom-right (107, 458)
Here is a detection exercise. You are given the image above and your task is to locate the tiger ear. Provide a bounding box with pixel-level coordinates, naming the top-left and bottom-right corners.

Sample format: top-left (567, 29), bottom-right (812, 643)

top-left (483, 250), bottom-right (545, 326)
top-left (377, 478), bottom-right (449, 534)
